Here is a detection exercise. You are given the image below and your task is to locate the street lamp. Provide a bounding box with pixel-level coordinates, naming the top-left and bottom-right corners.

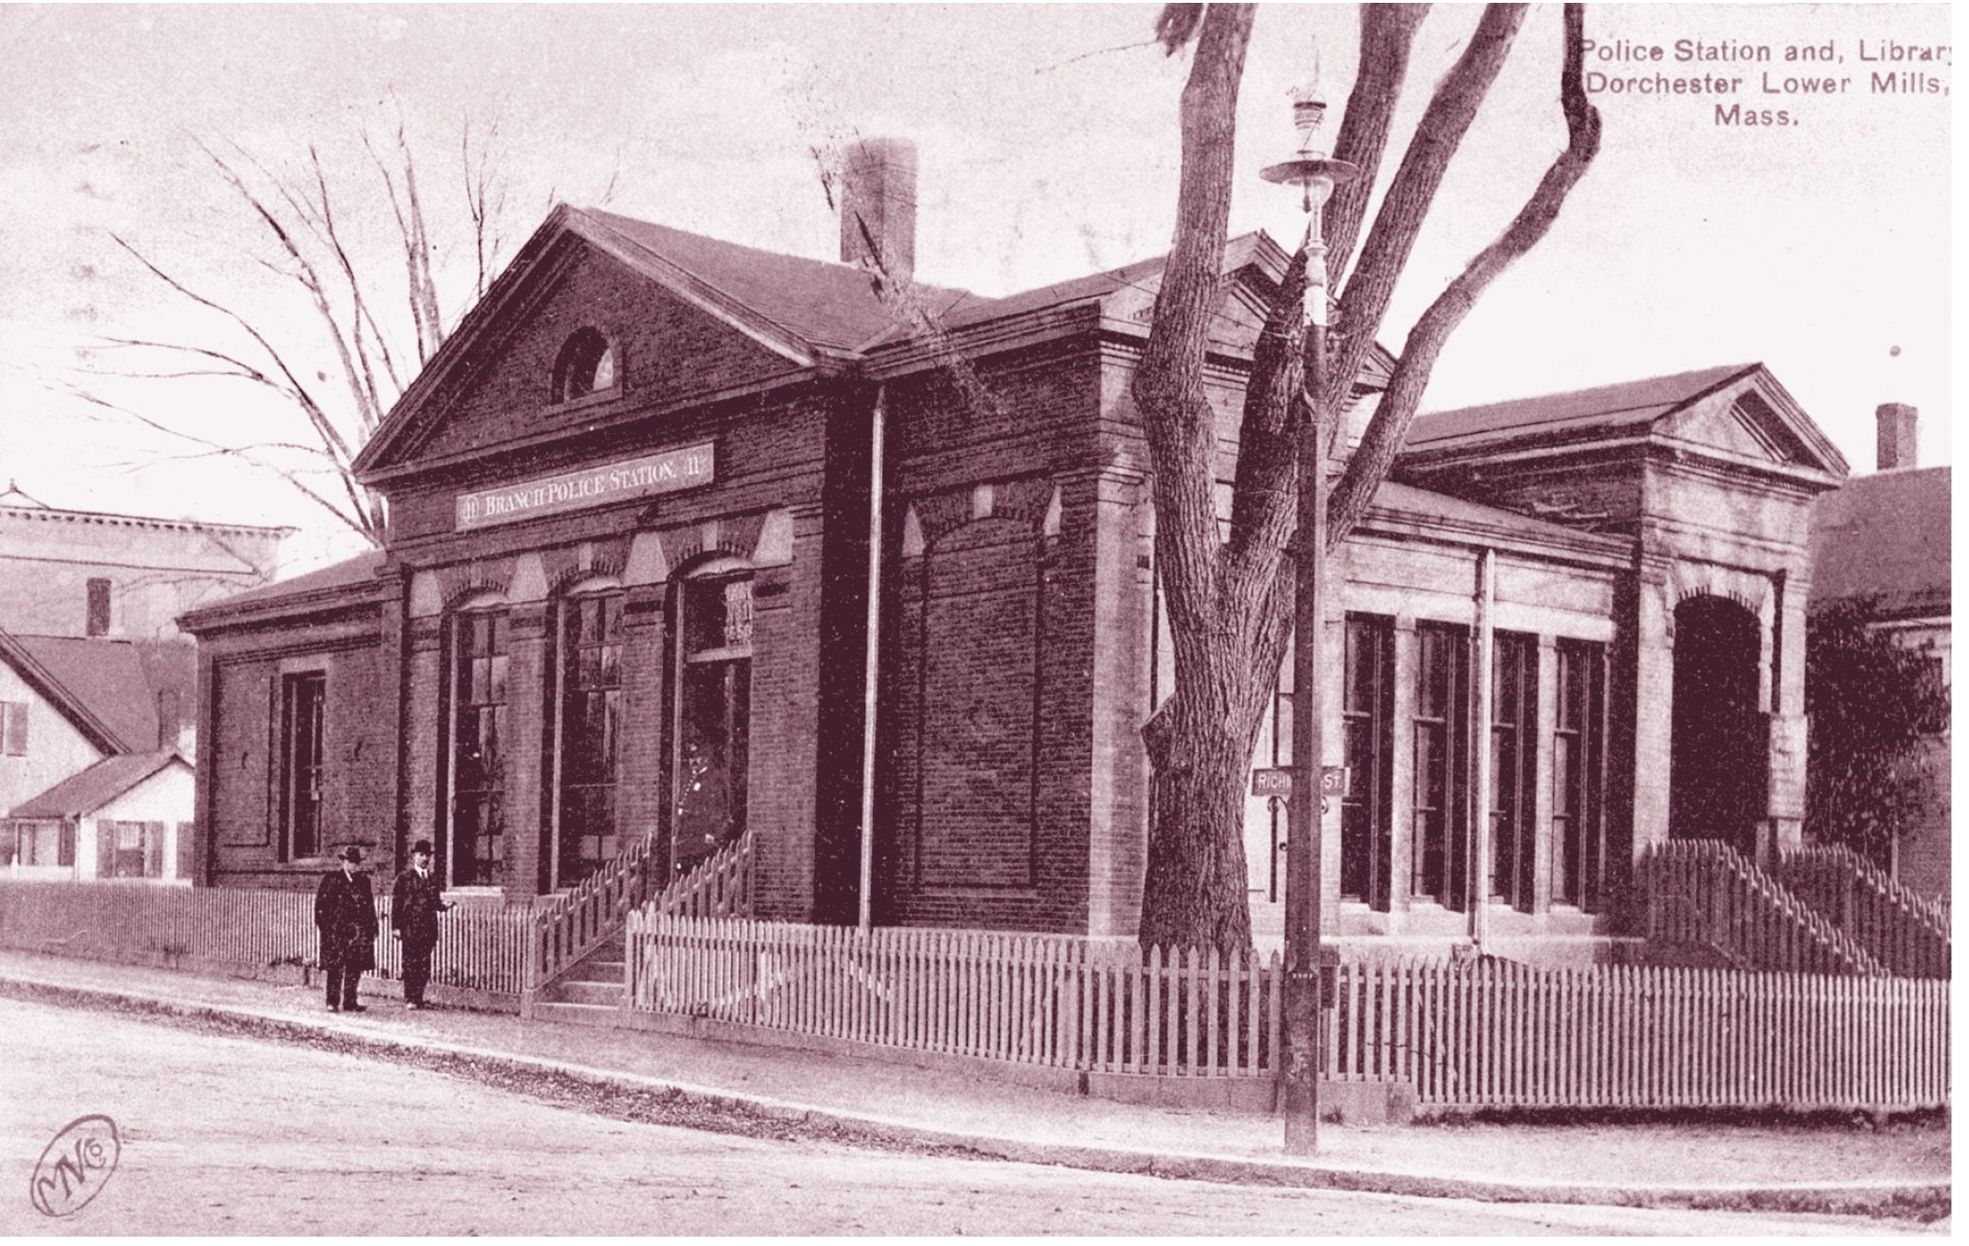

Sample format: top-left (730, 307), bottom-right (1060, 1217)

top-left (1261, 78), bottom-right (1357, 1157)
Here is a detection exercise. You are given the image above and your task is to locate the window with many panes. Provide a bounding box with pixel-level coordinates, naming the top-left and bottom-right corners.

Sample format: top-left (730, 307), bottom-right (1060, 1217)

top-left (1552, 639), bottom-right (1608, 909)
top-left (99, 820), bottom-right (164, 878)
top-left (552, 591), bottom-right (625, 887)
top-left (1412, 623), bottom-right (1470, 908)
top-left (5, 819), bottom-right (69, 867)
top-left (1489, 632), bottom-right (1538, 910)
top-left (1340, 615), bottom-right (1395, 909)
top-left (279, 672), bottom-right (326, 860)
top-left (671, 569), bottom-right (752, 877)
top-left (449, 610), bottom-right (509, 885)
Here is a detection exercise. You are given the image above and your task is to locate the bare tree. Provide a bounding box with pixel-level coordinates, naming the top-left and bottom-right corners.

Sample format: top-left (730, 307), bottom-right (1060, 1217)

top-left (1134, 3), bottom-right (1602, 949)
top-left (60, 114), bottom-right (522, 547)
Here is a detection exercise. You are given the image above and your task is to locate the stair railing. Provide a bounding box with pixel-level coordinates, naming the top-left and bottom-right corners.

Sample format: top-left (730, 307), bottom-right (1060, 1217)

top-left (523, 832), bottom-right (662, 1005)
top-left (646, 831), bottom-right (755, 919)
top-left (1636, 839), bottom-right (1888, 977)
top-left (1775, 843), bottom-right (1950, 978)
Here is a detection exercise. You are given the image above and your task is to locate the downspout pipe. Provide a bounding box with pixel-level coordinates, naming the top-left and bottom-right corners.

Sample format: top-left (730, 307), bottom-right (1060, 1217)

top-left (857, 386), bottom-right (887, 932)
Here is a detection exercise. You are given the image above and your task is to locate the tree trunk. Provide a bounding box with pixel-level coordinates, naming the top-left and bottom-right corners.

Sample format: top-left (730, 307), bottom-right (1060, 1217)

top-left (1140, 650), bottom-right (1273, 951)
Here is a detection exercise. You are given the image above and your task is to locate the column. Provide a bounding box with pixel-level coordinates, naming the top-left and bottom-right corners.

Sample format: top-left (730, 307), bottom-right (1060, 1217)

top-left (1084, 467), bottom-right (1150, 939)
top-left (1765, 569), bottom-right (1808, 857)
top-left (1531, 634), bottom-right (1558, 915)
top-left (1388, 615), bottom-right (1417, 915)
top-left (1627, 567), bottom-right (1675, 855)
top-left (1470, 550), bottom-right (1494, 942)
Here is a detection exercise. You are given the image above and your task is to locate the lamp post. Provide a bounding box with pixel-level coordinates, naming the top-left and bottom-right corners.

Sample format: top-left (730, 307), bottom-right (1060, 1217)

top-left (1261, 80), bottom-right (1358, 1157)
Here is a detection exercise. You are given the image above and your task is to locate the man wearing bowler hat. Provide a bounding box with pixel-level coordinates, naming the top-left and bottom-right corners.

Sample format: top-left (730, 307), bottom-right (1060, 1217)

top-left (391, 839), bottom-right (453, 1010)
top-left (314, 845), bottom-right (378, 1012)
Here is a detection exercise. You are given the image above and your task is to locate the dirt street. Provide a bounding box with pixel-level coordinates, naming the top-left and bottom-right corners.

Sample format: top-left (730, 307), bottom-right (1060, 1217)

top-left (0, 998), bottom-right (1938, 1235)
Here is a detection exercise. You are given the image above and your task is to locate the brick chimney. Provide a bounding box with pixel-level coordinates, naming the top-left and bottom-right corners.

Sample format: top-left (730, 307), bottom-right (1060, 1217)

top-left (839, 138), bottom-right (917, 286)
top-left (1876, 402), bottom-right (1919, 471)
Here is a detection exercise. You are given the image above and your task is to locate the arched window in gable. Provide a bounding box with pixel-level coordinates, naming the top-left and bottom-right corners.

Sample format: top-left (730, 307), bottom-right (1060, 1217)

top-left (552, 327), bottom-right (618, 403)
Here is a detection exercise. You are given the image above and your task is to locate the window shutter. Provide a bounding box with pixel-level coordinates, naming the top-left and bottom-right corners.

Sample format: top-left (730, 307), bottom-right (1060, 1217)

top-left (2, 703), bottom-right (26, 756)
top-left (96, 822), bottom-right (118, 878)
top-left (58, 821), bottom-right (75, 867)
top-left (144, 822), bottom-right (165, 878)
top-left (176, 822), bottom-right (195, 881)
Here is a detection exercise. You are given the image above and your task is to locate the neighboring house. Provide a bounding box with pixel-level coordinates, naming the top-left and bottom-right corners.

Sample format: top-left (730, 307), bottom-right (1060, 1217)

top-left (1808, 403), bottom-right (1951, 897)
top-left (183, 139), bottom-right (1851, 961)
top-left (0, 628), bottom-right (197, 882)
top-left (0, 481), bottom-right (288, 641)
top-left (7, 750), bottom-right (193, 883)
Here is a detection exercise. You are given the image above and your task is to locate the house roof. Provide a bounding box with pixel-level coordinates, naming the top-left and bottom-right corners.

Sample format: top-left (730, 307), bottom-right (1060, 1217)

top-left (10, 749), bottom-right (186, 820)
top-left (0, 632), bottom-right (194, 754)
top-left (179, 548), bottom-right (388, 630)
top-left (585, 209), bottom-right (975, 353)
top-left (1407, 363), bottom-right (1758, 449)
top-left (1810, 465), bottom-right (1951, 618)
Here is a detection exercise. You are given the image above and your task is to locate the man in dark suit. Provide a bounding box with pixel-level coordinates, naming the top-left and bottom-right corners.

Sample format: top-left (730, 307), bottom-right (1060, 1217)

top-left (315, 845), bottom-right (378, 1012)
top-left (391, 839), bottom-right (453, 1010)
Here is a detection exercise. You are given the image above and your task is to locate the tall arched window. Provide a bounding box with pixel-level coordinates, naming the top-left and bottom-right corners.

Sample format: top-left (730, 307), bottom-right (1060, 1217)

top-left (671, 560), bottom-right (753, 876)
top-left (550, 584), bottom-right (625, 888)
top-left (447, 600), bottom-right (509, 885)
top-left (552, 328), bottom-right (617, 403)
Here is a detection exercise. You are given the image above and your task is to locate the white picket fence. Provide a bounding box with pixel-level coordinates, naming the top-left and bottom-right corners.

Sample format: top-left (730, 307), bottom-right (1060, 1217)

top-left (627, 914), bottom-right (1951, 1112)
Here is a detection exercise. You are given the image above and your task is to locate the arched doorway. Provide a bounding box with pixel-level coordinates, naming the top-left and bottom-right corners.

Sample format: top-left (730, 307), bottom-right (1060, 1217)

top-left (1669, 595), bottom-right (1763, 854)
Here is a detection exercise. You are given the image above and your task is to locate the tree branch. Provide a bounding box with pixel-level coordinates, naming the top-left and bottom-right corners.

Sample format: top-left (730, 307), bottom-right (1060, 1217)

top-left (1328, 2), bottom-right (1602, 546)
top-left (1324, 4), bottom-right (1429, 289)
top-left (1319, 4), bottom-right (1527, 419)
top-left (1131, 3), bottom-right (1256, 627)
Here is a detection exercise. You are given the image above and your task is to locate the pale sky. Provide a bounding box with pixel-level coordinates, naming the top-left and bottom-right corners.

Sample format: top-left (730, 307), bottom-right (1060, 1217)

top-left (0, 3), bottom-right (1952, 575)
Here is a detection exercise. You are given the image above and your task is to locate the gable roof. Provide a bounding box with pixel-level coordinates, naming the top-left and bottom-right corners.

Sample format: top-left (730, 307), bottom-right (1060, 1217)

top-left (1408, 363), bottom-right (1758, 448)
top-left (0, 631), bottom-right (194, 754)
top-left (10, 749), bottom-right (187, 820)
top-left (585, 210), bottom-right (973, 353)
top-left (354, 205), bottom-right (1409, 481)
top-left (1810, 465), bottom-right (1951, 618)
top-left (1402, 362), bottom-right (1848, 478)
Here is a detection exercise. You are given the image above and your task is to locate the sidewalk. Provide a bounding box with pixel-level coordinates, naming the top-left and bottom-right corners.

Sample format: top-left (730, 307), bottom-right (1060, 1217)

top-left (0, 950), bottom-right (1947, 1219)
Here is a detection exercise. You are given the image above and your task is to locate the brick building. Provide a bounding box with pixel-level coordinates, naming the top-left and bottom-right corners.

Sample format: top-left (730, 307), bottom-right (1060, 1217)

top-left (181, 143), bottom-right (1851, 953)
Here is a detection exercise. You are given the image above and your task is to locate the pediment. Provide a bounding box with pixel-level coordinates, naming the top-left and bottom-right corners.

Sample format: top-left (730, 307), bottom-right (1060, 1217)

top-left (1657, 368), bottom-right (1847, 476)
top-left (1097, 270), bottom-right (1273, 356)
top-left (356, 208), bottom-right (818, 484)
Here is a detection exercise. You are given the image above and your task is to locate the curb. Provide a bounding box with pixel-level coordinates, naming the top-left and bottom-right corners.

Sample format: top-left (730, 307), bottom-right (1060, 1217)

top-left (1, 972), bottom-right (1948, 1221)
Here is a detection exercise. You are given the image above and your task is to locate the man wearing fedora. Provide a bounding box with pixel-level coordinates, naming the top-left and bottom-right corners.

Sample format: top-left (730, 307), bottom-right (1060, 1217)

top-left (315, 846), bottom-right (378, 1013)
top-left (391, 840), bottom-right (453, 1010)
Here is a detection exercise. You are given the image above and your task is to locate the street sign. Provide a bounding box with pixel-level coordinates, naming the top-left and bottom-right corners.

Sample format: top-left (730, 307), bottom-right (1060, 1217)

top-left (1320, 765), bottom-right (1350, 799)
top-left (1251, 768), bottom-right (1293, 797)
top-left (1251, 766), bottom-right (1350, 799)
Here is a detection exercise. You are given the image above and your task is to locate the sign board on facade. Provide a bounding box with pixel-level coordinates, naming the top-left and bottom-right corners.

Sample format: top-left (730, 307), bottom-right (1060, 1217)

top-left (454, 442), bottom-right (715, 531)
top-left (1249, 766), bottom-right (1350, 798)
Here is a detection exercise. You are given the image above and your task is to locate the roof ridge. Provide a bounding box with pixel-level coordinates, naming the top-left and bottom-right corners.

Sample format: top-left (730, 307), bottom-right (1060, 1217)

top-left (1417, 362), bottom-right (1760, 421)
